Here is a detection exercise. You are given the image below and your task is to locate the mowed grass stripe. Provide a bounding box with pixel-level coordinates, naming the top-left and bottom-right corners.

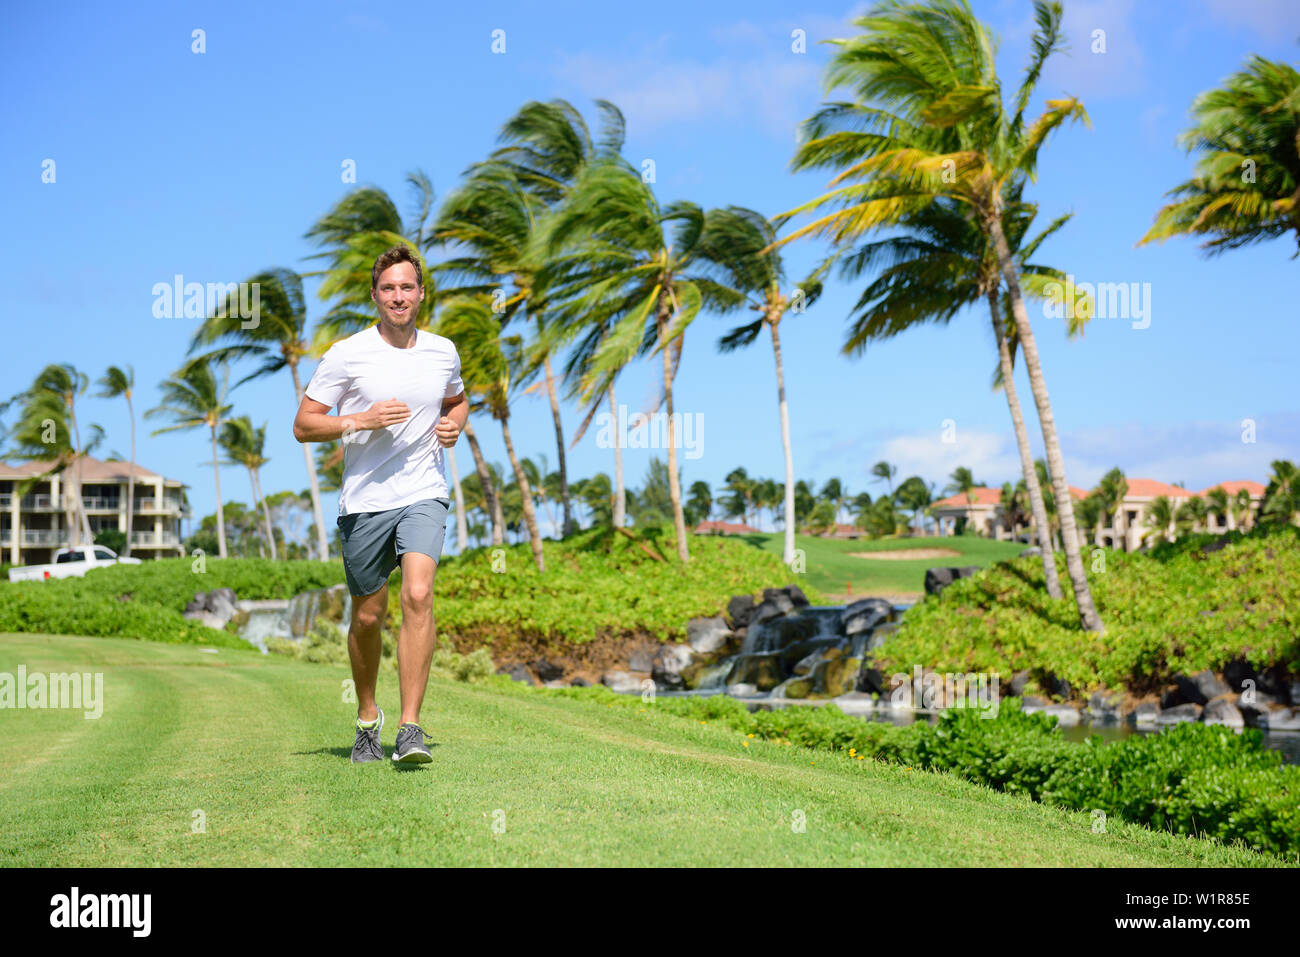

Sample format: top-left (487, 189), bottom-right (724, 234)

top-left (0, 634), bottom-right (1283, 867)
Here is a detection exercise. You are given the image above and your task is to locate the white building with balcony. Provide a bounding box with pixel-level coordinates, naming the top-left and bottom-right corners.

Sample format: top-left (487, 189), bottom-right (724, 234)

top-left (0, 456), bottom-right (189, 565)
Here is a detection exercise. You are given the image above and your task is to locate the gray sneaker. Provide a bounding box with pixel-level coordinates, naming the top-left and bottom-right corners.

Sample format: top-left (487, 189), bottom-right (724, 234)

top-left (351, 707), bottom-right (384, 763)
top-left (392, 723), bottom-right (434, 764)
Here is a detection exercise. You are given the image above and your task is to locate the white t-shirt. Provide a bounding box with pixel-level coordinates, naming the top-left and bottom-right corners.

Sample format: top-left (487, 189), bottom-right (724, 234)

top-left (305, 326), bottom-right (464, 515)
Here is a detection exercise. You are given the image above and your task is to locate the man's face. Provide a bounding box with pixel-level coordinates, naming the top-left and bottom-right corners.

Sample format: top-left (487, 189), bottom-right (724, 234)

top-left (371, 261), bottom-right (424, 327)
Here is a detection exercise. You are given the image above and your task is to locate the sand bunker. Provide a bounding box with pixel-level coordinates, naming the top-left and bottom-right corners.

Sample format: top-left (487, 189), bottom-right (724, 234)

top-left (849, 548), bottom-right (963, 561)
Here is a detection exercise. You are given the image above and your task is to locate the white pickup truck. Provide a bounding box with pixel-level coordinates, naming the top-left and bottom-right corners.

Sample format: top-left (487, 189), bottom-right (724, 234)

top-left (7, 545), bottom-right (142, 582)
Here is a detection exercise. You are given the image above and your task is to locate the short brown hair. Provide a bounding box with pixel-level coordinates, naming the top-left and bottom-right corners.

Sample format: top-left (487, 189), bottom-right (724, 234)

top-left (371, 245), bottom-right (423, 290)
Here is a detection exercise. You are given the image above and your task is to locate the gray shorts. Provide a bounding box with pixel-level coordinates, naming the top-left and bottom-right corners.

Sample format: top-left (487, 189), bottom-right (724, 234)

top-left (337, 497), bottom-right (450, 596)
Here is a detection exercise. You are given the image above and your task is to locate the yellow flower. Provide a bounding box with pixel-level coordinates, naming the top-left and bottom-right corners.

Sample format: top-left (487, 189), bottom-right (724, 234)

top-left (742, 741), bottom-right (749, 747)
top-left (746, 733), bottom-right (754, 739)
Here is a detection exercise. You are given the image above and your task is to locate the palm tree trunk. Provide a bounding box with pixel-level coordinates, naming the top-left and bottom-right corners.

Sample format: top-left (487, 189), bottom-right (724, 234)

top-left (124, 393), bottom-right (136, 557)
top-left (499, 417), bottom-right (545, 572)
top-left (989, 217), bottom-right (1102, 632)
top-left (658, 304), bottom-right (690, 562)
top-left (769, 318), bottom-right (797, 566)
top-left (542, 355), bottom-right (575, 537)
top-left (608, 385), bottom-right (626, 528)
top-left (463, 420), bottom-right (504, 546)
top-left (251, 466), bottom-right (277, 560)
top-left (446, 445), bottom-right (470, 554)
top-left (67, 402), bottom-right (93, 546)
top-left (288, 359), bottom-right (330, 561)
top-left (209, 424), bottom-right (227, 559)
top-left (988, 291), bottom-right (1062, 600)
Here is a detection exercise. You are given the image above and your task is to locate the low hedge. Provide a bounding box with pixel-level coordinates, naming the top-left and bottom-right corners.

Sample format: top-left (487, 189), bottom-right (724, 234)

top-left (539, 684), bottom-right (1299, 859)
top-left (0, 585), bottom-right (252, 649)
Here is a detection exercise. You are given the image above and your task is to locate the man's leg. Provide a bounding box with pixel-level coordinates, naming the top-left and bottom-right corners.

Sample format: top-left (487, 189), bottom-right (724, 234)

top-left (348, 582), bottom-right (389, 722)
top-left (396, 550), bottom-right (437, 726)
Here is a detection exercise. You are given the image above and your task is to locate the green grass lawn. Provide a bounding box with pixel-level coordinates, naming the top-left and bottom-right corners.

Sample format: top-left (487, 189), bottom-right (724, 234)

top-left (742, 532), bottom-right (1025, 600)
top-left (0, 632), bottom-right (1281, 867)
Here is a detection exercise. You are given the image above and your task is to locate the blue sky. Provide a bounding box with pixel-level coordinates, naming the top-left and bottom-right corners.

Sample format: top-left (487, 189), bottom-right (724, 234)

top-left (3, 0), bottom-right (1298, 546)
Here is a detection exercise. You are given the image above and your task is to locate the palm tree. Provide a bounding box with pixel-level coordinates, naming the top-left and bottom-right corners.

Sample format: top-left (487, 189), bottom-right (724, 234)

top-left (1175, 496), bottom-right (1208, 538)
top-left (445, 445), bottom-right (470, 554)
top-left (219, 416), bottom-right (277, 559)
top-left (686, 480), bottom-right (713, 527)
top-left (191, 269), bottom-right (329, 560)
top-left (689, 205), bottom-right (826, 565)
top-left (1204, 485), bottom-right (1230, 532)
top-left (895, 475), bottom-right (933, 535)
top-left (315, 441), bottom-right (344, 492)
top-left (1095, 467), bottom-right (1128, 547)
top-left (6, 364), bottom-right (99, 548)
top-left (146, 358), bottom-right (233, 559)
top-left (1075, 493), bottom-right (1103, 547)
top-left (437, 100), bottom-right (630, 538)
top-left (1000, 480), bottom-right (1029, 537)
top-left (825, 186), bottom-right (1079, 597)
top-left (1141, 56), bottom-right (1300, 256)
top-left (1260, 460), bottom-right (1299, 528)
top-left (1232, 487), bottom-right (1255, 530)
top-left (778, 0), bottom-right (1102, 630)
top-left (946, 467), bottom-right (980, 500)
top-left (544, 155), bottom-right (745, 560)
top-left (818, 478), bottom-right (846, 529)
top-left (435, 296), bottom-right (545, 571)
top-left (94, 365), bottom-right (137, 556)
top-left (870, 461), bottom-right (897, 496)
top-left (723, 468), bottom-right (757, 527)
top-left (461, 420), bottom-right (506, 546)
top-left (1142, 496), bottom-right (1175, 547)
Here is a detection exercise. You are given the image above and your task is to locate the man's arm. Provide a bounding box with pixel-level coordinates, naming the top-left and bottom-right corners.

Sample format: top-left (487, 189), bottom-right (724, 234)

top-left (293, 395), bottom-right (411, 443)
top-left (433, 392), bottom-right (468, 447)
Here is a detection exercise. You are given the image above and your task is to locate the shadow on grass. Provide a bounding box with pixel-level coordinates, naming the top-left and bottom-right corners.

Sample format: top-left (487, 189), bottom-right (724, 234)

top-left (295, 744), bottom-right (443, 767)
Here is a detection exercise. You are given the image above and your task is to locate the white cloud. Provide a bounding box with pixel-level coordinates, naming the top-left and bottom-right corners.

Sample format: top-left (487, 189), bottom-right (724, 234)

top-left (551, 44), bottom-right (822, 138)
top-left (1201, 0), bottom-right (1300, 38)
top-left (858, 428), bottom-right (1022, 489)
top-left (1003, 0), bottom-right (1147, 101)
top-left (809, 412), bottom-right (1297, 495)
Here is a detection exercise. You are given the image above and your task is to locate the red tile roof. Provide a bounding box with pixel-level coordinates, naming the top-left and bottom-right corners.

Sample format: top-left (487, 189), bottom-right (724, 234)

top-left (694, 520), bottom-right (760, 534)
top-left (931, 486), bottom-right (1001, 508)
top-left (1122, 478), bottom-right (1193, 499)
top-left (1198, 480), bottom-right (1266, 497)
top-left (0, 455), bottom-right (176, 483)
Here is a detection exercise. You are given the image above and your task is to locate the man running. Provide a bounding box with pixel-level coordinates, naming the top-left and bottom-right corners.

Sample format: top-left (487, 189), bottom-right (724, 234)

top-left (292, 244), bottom-right (467, 765)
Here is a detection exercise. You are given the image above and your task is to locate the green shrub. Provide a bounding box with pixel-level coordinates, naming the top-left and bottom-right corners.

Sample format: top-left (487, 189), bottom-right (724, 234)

top-left (266, 615), bottom-right (495, 683)
top-left (535, 684), bottom-right (1299, 858)
top-left (0, 585), bottom-right (251, 648)
top-left (875, 527), bottom-right (1300, 695)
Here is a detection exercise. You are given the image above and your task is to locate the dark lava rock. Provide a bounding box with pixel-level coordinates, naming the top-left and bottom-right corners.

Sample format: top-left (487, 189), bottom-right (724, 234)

top-left (726, 595), bottom-right (756, 629)
top-left (781, 584), bottom-right (811, 608)
top-left (1175, 670), bottom-right (1230, 705)
top-left (841, 597), bottom-right (893, 636)
top-left (923, 566), bottom-right (981, 596)
top-left (1008, 670), bottom-right (1032, 697)
top-left (686, 616), bottom-right (732, 655)
top-left (1127, 702), bottom-right (1160, 727)
top-left (1156, 703), bottom-right (1203, 725)
top-left (1203, 694), bottom-right (1244, 727)
top-left (532, 658), bottom-right (565, 683)
top-left (651, 644), bottom-right (693, 689)
top-left (1199, 535), bottom-right (1233, 554)
top-left (497, 664), bottom-right (537, 686)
